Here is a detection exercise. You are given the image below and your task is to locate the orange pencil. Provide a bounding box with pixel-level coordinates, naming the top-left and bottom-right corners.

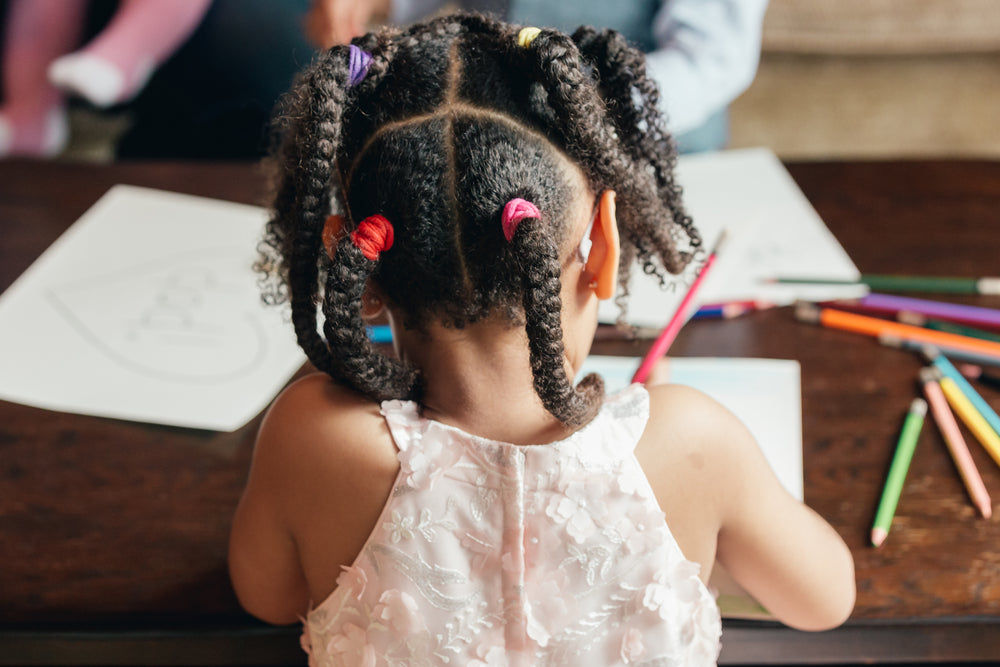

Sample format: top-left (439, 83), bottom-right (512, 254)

top-left (796, 303), bottom-right (1000, 359)
top-left (919, 367), bottom-right (993, 519)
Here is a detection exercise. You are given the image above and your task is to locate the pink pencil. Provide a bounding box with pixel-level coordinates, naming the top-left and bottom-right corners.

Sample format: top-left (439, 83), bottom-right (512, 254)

top-left (919, 367), bottom-right (993, 519)
top-left (632, 231), bottom-right (727, 384)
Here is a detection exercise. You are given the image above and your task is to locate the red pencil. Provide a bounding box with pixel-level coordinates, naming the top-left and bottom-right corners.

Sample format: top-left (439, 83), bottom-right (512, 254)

top-left (632, 232), bottom-right (727, 384)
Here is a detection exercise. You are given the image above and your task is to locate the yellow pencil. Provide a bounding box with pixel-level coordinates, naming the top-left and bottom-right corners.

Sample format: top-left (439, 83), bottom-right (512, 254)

top-left (938, 373), bottom-right (1000, 469)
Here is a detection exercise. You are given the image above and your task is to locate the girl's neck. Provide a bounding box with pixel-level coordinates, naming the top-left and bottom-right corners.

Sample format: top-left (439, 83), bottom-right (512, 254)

top-left (395, 319), bottom-right (575, 446)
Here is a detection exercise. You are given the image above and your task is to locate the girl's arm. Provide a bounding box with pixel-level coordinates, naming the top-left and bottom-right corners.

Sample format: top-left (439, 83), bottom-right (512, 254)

top-left (228, 373), bottom-right (398, 625)
top-left (645, 384), bottom-right (856, 631)
top-left (712, 426), bottom-right (856, 630)
top-left (228, 382), bottom-right (313, 625)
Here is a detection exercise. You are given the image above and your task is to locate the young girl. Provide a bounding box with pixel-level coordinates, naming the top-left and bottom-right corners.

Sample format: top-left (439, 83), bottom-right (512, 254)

top-left (229, 13), bottom-right (855, 666)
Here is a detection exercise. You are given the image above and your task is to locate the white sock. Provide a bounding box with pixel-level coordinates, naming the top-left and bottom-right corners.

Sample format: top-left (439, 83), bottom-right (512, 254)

top-left (41, 107), bottom-right (70, 156)
top-left (48, 52), bottom-right (131, 108)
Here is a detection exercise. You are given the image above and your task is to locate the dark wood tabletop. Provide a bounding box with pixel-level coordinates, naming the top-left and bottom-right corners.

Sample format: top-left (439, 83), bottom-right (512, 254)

top-left (1, 158), bottom-right (999, 665)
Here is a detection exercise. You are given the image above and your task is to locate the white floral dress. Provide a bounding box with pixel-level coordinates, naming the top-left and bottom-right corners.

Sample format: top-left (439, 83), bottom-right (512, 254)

top-left (302, 384), bottom-right (721, 666)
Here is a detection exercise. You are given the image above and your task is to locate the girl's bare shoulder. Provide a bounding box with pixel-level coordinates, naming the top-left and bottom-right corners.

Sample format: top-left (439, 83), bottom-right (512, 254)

top-left (251, 373), bottom-right (399, 498)
top-left (637, 382), bottom-right (759, 463)
top-left (262, 372), bottom-right (388, 441)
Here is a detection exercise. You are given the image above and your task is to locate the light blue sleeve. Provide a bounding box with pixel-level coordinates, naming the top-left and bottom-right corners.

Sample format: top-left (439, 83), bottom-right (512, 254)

top-left (389, 0), bottom-right (451, 24)
top-left (646, 0), bottom-right (769, 134)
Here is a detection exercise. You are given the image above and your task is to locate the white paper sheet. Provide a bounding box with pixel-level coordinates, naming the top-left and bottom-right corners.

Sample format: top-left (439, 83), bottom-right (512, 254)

top-left (599, 147), bottom-right (865, 328)
top-left (580, 355), bottom-right (802, 499)
top-left (0, 185), bottom-right (306, 431)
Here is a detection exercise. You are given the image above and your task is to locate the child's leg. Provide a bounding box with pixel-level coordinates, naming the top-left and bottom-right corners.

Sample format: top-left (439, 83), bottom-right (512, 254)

top-left (0, 0), bottom-right (87, 157)
top-left (48, 0), bottom-right (213, 108)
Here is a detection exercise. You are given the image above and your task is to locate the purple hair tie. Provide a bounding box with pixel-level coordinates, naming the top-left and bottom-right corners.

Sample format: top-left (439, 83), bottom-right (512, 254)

top-left (347, 44), bottom-right (372, 87)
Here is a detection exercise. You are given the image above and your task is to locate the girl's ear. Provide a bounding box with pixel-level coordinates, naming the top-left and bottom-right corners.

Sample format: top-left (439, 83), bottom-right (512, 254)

top-left (584, 190), bottom-right (620, 300)
top-left (361, 282), bottom-right (386, 320)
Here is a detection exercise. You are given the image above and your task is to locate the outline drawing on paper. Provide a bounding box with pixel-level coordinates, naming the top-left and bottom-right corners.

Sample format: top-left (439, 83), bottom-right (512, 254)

top-left (46, 248), bottom-right (270, 383)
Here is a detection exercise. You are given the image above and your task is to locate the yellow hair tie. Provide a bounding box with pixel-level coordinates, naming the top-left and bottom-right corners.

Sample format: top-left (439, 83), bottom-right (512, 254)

top-left (517, 26), bottom-right (541, 48)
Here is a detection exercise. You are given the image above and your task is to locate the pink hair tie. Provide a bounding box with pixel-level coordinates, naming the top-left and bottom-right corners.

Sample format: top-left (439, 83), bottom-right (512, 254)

top-left (351, 214), bottom-right (394, 260)
top-left (501, 198), bottom-right (540, 242)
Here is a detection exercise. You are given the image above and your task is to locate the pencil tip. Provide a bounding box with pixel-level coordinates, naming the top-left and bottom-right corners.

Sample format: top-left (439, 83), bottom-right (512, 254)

top-left (978, 277), bottom-right (1000, 295)
top-left (877, 332), bottom-right (903, 349)
top-left (919, 366), bottom-right (941, 385)
top-left (711, 229), bottom-right (729, 254)
top-left (958, 363), bottom-right (982, 380)
top-left (871, 528), bottom-right (887, 547)
top-left (794, 301), bottom-right (820, 324)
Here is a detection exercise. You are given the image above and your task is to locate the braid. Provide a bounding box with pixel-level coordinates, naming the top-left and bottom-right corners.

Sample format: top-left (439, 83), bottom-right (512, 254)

top-left (572, 27), bottom-right (702, 274)
top-left (261, 48), bottom-right (351, 375)
top-left (517, 28), bottom-right (700, 323)
top-left (513, 221), bottom-right (603, 428)
top-left (322, 238), bottom-right (419, 400)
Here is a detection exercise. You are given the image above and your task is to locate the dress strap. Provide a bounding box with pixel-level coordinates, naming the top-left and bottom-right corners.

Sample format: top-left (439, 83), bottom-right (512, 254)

top-left (379, 399), bottom-right (423, 453)
top-left (598, 383), bottom-right (651, 454)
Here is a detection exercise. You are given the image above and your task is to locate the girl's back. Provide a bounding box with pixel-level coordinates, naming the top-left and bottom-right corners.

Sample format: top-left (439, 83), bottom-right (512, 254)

top-left (302, 384), bottom-right (719, 666)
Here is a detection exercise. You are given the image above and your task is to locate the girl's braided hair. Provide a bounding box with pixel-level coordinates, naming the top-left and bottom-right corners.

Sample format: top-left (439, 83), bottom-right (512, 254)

top-left (258, 12), bottom-right (701, 428)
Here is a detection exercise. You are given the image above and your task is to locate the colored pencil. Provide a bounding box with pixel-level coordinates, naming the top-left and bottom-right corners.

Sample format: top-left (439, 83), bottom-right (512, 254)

top-left (924, 350), bottom-right (1000, 443)
top-left (937, 372), bottom-right (1000, 470)
top-left (691, 300), bottom-right (773, 320)
top-left (632, 232), bottom-right (727, 384)
top-left (919, 368), bottom-right (992, 519)
top-left (878, 334), bottom-right (1000, 369)
top-left (896, 313), bottom-right (1000, 343)
top-left (855, 293), bottom-right (1000, 331)
top-left (772, 275), bottom-right (1000, 295)
top-left (871, 397), bottom-right (927, 547)
top-left (959, 365), bottom-right (1000, 392)
top-left (366, 325), bottom-right (393, 344)
top-left (795, 303), bottom-right (1000, 359)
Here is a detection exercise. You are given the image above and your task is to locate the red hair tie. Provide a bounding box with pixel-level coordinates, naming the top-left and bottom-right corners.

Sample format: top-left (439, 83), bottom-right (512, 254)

top-left (351, 214), bottom-right (394, 261)
top-left (501, 198), bottom-right (540, 242)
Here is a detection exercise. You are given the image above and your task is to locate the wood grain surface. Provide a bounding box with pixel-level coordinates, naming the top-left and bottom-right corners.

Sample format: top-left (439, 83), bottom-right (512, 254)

top-left (2, 159), bottom-right (999, 663)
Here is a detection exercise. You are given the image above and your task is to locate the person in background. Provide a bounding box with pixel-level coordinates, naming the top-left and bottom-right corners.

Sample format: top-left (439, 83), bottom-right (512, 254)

top-left (305, 0), bottom-right (769, 152)
top-left (0, 0), bottom-right (212, 158)
top-left (113, 0), bottom-right (315, 159)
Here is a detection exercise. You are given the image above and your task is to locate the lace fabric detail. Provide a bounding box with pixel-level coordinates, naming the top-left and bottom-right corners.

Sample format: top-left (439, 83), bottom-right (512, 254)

top-left (303, 384), bottom-right (721, 666)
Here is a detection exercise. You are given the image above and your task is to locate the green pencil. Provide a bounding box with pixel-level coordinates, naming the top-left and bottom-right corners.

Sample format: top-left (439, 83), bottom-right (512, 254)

top-left (772, 275), bottom-right (1000, 295)
top-left (871, 397), bottom-right (928, 548)
top-left (924, 319), bottom-right (1000, 344)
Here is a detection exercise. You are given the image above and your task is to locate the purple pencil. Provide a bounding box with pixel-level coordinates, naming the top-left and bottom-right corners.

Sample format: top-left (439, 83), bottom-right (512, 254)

top-left (858, 293), bottom-right (1000, 331)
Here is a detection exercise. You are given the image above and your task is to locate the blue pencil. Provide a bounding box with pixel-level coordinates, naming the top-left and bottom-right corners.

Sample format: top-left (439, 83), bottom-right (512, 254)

top-left (923, 348), bottom-right (1000, 439)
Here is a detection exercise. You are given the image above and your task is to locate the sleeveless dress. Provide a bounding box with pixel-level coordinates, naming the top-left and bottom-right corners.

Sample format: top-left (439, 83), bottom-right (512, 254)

top-left (302, 384), bottom-right (721, 666)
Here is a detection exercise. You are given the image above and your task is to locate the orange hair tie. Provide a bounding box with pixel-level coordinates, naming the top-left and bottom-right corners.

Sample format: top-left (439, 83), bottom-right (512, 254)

top-left (351, 214), bottom-right (394, 261)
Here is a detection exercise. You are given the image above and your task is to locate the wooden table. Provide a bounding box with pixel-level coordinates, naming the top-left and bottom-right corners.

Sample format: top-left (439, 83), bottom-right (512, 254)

top-left (2, 159), bottom-right (999, 665)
